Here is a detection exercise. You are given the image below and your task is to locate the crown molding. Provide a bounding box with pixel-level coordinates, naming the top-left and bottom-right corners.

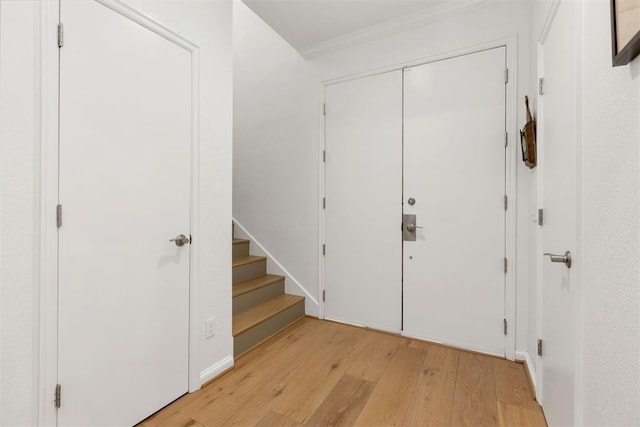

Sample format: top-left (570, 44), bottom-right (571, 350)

top-left (299, 0), bottom-right (506, 58)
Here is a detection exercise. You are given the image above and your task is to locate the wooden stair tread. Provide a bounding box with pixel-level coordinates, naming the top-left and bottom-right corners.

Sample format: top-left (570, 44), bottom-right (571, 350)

top-left (232, 255), bottom-right (267, 268)
top-left (233, 294), bottom-right (304, 336)
top-left (232, 238), bottom-right (249, 245)
top-left (233, 274), bottom-right (285, 298)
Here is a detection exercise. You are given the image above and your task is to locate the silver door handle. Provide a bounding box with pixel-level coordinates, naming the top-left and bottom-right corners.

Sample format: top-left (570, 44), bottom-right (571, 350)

top-left (543, 251), bottom-right (571, 268)
top-left (170, 234), bottom-right (190, 247)
top-left (406, 224), bottom-right (424, 232)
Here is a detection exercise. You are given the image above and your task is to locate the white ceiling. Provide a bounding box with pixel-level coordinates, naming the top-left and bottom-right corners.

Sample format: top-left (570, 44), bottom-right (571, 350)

top-left (241, 0), bottom-right (448, 50)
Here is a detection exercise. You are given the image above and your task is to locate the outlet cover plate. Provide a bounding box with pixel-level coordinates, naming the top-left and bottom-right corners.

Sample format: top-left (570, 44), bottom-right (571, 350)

top-left (205, 318), bottom-right (215, 338)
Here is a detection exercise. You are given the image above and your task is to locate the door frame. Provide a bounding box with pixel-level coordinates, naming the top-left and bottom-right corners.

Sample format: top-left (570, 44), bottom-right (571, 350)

top-left (535, 0), bottom-right (584, 414)
top-left (319, 37), bottom-right (518, 361)
top-left (37, 1), bottom-right (201, 424)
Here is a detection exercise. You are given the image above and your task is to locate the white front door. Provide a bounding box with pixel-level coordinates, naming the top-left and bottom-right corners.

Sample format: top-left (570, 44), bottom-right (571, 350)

top-left (324, 71), bottom-right (402, 333)
top-left (58, 1), bottom-right (192, 425)
top-left (402, 47), bottom-right (507, 356)
top-left (538, 2), bottom-right (577, 424)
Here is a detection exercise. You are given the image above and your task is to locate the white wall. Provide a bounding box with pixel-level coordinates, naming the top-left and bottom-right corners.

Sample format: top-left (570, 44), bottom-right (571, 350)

top-left (233, 1), bottom-right (321, 315)
top-left (0, 1), bottom-right (233, 424)
top-left (578, 1), bottom-right (640, 424)
top-left (309, 1), bottom-right (534, 356)
top-left (0, 2), bottom-right (40, 424)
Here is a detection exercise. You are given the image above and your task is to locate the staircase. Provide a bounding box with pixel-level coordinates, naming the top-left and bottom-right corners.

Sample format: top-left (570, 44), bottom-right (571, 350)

top-left (232, 235), bottom-right (305, 356)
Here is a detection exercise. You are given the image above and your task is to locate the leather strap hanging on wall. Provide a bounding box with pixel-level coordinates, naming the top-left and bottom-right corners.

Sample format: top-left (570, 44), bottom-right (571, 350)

top-left (520, 96), bottom-right (537, 169)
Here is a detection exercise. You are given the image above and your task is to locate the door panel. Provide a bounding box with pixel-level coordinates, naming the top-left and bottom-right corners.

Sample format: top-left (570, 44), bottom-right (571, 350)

top-left (58, 1), bottom-right (191, 425)
top-left (539, 2), bottom-right (577, 424)
top-left (403, 48), bottom-right (507, 356)
top-left (324, 71), bottom-right (402, 333)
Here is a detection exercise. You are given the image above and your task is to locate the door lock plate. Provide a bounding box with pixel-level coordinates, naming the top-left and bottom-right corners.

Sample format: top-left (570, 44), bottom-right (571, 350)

top-left (403, 214), bottom-right (416, 241)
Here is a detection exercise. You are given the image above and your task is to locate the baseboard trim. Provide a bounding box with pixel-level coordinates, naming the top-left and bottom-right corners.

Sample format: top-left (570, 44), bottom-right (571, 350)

top-left (199, 355), bottom-right (234, 387)
top-left (515, 350), bottom-right (538, 400)
top-left (232, 218), bottom-right (320, 316)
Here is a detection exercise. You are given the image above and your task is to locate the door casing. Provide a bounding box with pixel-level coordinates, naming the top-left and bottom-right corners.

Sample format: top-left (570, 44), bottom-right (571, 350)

top-left (319, 37), bottom-right (519, 362)
top-left (37, 1), bottom-right (201, 424)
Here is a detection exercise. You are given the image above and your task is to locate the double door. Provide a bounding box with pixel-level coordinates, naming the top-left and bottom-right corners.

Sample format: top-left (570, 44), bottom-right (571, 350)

top-left (324, 47), bottom-right (507, 356)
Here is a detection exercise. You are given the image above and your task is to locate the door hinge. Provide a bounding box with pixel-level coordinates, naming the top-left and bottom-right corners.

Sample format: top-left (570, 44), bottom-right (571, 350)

top-left (54, 384), bottom-right (61, 408)
top-left (539, 77), bottom-right (544, 95)
top-left (538, 208), bottom-right (544, 226)
top-left (323, 103), bottom-right (326, 116)
top-left (323, 197), bottom-right (326, 209)
top-left (505, 132), bottom-right (508, 147)
top-left (323, 150), bottom-right (326, 162)
top-left (537, 338), bottom-right (543, 356)
top-left (504, 257), bottom-right (508, 274)
top-left (503, 319), bottom-right (508, 335)
top-left (57, 23), bottom-right (64, 48)
top-left (56, 204), bottom-right (62, 228)
top-left (504, 195), bottom-right (508, 211)
top-left (322, 290), bottom-right (326, 302)
top-left (504, 68), bottom-right (509, 84)
top-left (322, 244), bottom-right (326, 256)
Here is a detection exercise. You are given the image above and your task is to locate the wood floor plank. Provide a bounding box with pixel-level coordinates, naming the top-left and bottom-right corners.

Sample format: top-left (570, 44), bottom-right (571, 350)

top-left (144, 319), bottom-right (546, 427)
top-left (408, 337), bottom-right (432, 352)
top-left (220, 334), bottom-right (345, 427)
top-left (403, 345), bottom-right (460, 426)
top-left (497, 401), bottom-right (548, 427)
top-left (176, 320), bottom-right (320, 419)
top-left (138, 395), bottom-right (191, 427)
top-left (139, 410), bottom-right (179, 427)
top-left (493, 358), bottom-right (541, 412)
top-left (451, 352), bottom-right (500, 426)
top-left (255, 411), bottom-right (302, 427)
top-left (304, 374), bottom-right (375, 426)
top-left (156, 412), bottom-right (204, 427)
top-left (193, 321), bottom-right (355, 426)
top-left (270, 325), bottom-right (369, 423)
top-left (354, 343), bottom-right (428, 426)
top-left (345, 332), bottom-right (403, 383)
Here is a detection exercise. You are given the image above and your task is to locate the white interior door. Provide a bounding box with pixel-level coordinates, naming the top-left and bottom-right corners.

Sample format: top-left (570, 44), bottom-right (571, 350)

top-left (324, 71), bottom-right (402, 333)
top-left (538, 2), bottom-right (577, 424)
top-left (58, 1), bottom-right (192, 425)
top-left (403, 48), bottom-right (507, 356)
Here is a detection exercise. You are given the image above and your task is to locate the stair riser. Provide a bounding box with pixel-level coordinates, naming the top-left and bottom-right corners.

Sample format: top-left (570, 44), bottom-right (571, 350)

top-left (234, 301), bottom-right (305, 356)
top-left (233, 280), bottom-right (285, 315)
top-left (232, 242), bottom-right (250, 259)
top-left (233, 260), bottom-right (266, 284)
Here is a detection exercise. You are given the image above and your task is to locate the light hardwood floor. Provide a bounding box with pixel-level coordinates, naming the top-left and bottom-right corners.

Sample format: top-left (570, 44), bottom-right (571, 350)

top-left (139, 318), bottom-right (547, 427)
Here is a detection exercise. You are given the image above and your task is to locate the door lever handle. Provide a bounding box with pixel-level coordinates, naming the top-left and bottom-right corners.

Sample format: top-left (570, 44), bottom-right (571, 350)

top-left (406, 224), bottom-right (423, 232)
top-left (543, 251), bottom-right (571, 268)
top-left (170, 234), bottom-right (190, 247)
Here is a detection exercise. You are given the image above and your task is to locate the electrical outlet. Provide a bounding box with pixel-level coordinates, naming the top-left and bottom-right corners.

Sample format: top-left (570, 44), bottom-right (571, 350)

top-left (205, 318), bottom-right (215, 338)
